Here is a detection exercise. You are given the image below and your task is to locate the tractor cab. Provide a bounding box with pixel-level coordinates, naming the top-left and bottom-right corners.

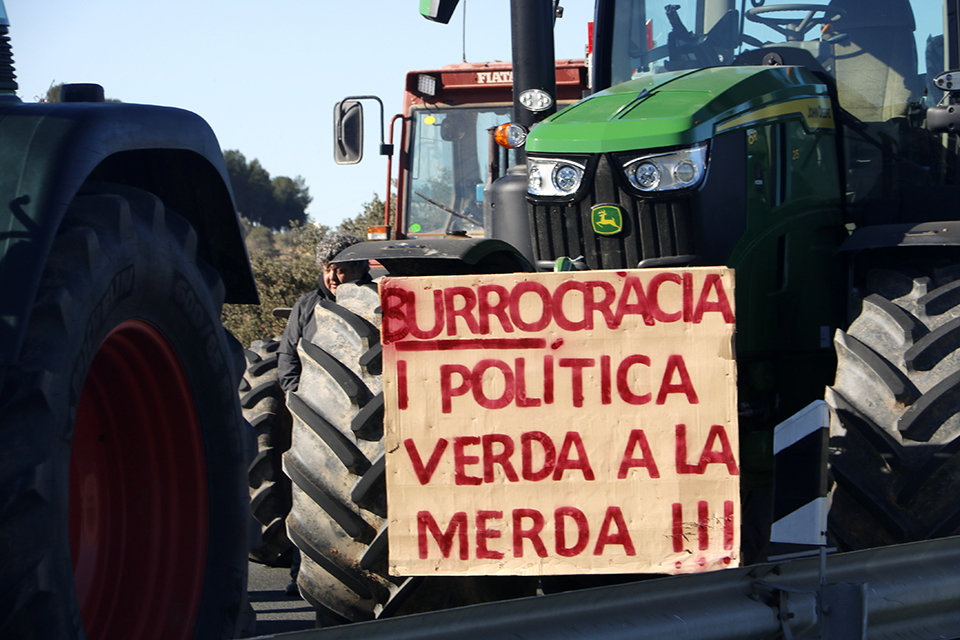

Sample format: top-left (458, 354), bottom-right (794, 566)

top-left (601, 0), bottom-right (926, 113)
top-left (589, 0), bottom-right (947, 226)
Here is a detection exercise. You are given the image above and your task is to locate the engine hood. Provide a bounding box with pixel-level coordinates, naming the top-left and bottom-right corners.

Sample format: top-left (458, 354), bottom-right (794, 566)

top-left (525, 65), bottom-right (833, 154)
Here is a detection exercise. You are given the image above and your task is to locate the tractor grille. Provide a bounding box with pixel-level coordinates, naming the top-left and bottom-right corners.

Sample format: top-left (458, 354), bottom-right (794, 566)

top-left (527, 154), bottom-right (694, 270)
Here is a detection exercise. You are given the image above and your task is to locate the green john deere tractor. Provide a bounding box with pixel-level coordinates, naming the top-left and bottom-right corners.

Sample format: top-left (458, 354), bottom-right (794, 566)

top-left (283, 0), bottom-right (960, 625)
top-left (511, 0), bottom-right (960, 556)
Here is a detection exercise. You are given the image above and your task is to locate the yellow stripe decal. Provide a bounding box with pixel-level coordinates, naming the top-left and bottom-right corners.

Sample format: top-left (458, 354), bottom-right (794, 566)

top-left (716, 97), bottom-right (834, 133)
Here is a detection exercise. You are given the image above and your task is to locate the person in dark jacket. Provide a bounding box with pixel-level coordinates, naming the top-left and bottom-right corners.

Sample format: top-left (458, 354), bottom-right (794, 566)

top-left (277, 232), bottom-right (370, 595)
top-left (278, 232), bottom-right (371, 393)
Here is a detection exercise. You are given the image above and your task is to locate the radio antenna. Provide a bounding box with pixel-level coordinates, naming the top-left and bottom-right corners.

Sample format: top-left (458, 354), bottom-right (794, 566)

top-left (462, 0), bottom-right (467, 62)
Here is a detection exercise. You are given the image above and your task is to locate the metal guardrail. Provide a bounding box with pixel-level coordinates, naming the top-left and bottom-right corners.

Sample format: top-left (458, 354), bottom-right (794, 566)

top-left (252, 536), bottom-right (960, 640)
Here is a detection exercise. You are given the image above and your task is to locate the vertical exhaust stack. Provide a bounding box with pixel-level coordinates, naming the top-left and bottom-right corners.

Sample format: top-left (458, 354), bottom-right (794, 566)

top-left (510, 0), bottom-right (558, 129)
top-left (0, 1), bottom-right (18, 97)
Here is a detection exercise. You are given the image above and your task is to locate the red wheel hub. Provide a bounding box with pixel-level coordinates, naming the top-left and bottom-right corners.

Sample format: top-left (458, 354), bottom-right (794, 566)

top-left (70, 320), bottom-right (208, 640)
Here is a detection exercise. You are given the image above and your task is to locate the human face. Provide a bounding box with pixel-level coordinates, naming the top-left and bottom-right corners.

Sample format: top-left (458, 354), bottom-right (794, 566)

top-left (322, 261), bottom-right (366, 295)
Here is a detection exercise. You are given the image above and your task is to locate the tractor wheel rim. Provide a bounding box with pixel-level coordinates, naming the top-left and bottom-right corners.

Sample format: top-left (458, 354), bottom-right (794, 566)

top-left (70, 320), bottom-right (208, 640)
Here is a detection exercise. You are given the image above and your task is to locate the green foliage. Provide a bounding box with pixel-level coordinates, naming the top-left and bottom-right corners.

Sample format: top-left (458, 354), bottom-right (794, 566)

top-left (336, 192), bottom-right (389, 237)
top-left (222, 190), bottom-right (398, 349)
top-left (42, 82), bottom-right (61, 103)
top-left (221, 220), bottom-right (329, 346)
top-left (224, 150), bottom-right (312, 230)
top-left (243, 223), bottom-right (276, 254)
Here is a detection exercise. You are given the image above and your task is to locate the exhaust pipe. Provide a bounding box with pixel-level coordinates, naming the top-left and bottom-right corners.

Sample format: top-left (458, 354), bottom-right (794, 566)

top-left (0, 1), bottom-right (18, 97)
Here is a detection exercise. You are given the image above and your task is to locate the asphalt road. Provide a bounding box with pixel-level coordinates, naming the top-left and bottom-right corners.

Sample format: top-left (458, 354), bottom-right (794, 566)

top-left (243, 559), bottom-right (316, 638)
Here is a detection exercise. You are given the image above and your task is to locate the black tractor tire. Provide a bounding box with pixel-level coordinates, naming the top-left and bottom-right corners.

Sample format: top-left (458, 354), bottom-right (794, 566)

top-left (826, 266), bottom-right (960, 549)
top-left (241, 338), bottom-right (294, 567)
top-left (0, 184), bottom-right (249, 639)
top-left (284, 283), bottom-right (535, 624)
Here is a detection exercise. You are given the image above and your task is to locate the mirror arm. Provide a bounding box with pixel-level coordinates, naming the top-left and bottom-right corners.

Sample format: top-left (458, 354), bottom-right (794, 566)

top-left (340, 95), bottom-right (392, 155)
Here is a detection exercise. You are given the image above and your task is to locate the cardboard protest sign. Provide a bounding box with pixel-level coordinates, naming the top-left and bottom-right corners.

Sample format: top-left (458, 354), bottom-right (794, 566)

top-left (381, 268), bottom-right (738, 576)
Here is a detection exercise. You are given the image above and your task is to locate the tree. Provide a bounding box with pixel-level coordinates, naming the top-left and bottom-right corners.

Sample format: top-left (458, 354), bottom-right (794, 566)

top-left (273, 175), bottom-right (313, 229)
top-left (224, 150), bottom-right (311, 229)
top-left (243, 219), bottom-right (276, 255)
top-left (42, 83), bottom-right (61, 103)
top-left (221, 221), bottom-right (330, 346)
top-left (223, 195), bottom-right (391, 346)
top-left (337, 192), bottom-right (394, 237)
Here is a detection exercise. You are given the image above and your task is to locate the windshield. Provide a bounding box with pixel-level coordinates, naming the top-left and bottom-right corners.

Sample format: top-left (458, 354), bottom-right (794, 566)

top-left (607, 0), bottom-right (942, 123)
top-left (405, 105), bottom-right (517, 236)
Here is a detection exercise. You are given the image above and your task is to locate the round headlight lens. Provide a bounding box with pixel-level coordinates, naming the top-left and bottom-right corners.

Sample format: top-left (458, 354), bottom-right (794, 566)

top-left (674, 160), bottom-right (698, 185)
top-left (632, 161), bottom-right (661, 190)
top-left (553, 164), bottom-right (582, 194)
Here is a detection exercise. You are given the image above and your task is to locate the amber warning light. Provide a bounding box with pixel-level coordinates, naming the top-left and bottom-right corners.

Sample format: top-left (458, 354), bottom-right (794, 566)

top-left (494, 122), bottom-right (528, 149)
top-left (367, 225), bottom-right (391, 240)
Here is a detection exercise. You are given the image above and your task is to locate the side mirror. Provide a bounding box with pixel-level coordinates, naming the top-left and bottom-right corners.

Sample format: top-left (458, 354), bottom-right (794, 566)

top-left (927, 70), bottom-right (960, 134)
top-left (334, 100), bottom-right (364, 165)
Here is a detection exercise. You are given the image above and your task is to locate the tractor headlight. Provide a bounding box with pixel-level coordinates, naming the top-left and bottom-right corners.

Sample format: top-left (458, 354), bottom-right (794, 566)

top-left (632, 161), bottom-right (662, 190)
top-left (527, 157), bottom-right (585, 196)
top-left (623, 144), bottom-right (708, 192)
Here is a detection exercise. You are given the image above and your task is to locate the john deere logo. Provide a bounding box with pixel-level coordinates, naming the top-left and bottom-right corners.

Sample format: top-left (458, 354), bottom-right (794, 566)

top-left (591, 204), bottom-right (623, 235)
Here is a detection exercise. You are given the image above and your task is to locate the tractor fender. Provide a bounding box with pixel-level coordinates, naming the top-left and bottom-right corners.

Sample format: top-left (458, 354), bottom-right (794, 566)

top-left (839, 221), bottom-right (960, 252)
top-left (332, 237), bottom-right (535, 276)
top-left (0, 99), bottom-right (257, 368)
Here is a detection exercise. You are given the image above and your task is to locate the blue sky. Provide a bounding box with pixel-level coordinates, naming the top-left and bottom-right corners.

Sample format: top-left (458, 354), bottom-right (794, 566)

top-left (6, 1), bottom-right (594, 229)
